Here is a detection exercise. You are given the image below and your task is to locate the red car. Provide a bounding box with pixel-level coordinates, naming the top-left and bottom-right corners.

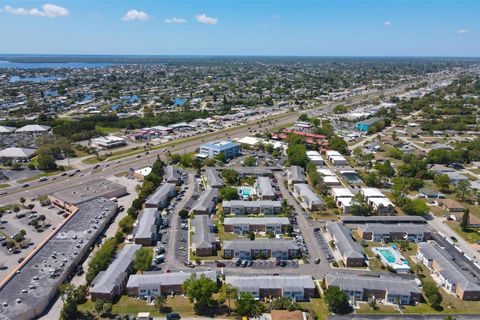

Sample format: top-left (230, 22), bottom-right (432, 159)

top-left (216, 262), bottom-right (226, 267)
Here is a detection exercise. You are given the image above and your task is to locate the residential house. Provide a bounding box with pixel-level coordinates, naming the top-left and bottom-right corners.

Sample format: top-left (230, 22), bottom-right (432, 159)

top-left (223, 239), bottom-right (299, 260)
top-left (192, 215), bottom-right (219, 256)
top-left (223, 200), bottom-right (282, 215)
top-left (326, 222), bottom-right (365, 267)
top-left (144, 183), bottom-right (176, 208)
top-left (294, 183), bottom-right (324, 210)
top-left (223, 217), bottom-right (290, 234)
top-left (192, 188), bottom-right (218, 214)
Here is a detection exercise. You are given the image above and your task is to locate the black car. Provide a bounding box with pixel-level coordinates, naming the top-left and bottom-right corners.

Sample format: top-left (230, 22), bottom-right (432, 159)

top-left (235, 259), bottom-right (242, 267)
top-left (166, 313), bottom-right (181, 320)
top-left (280, 261), bottom-right (287, 267)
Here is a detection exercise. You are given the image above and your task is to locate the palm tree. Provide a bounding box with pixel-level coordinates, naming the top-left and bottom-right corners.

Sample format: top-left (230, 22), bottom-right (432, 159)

top-left (154, 294), bottom-right (167, 313)
top-left (220, 283), bottom-right (237, 314)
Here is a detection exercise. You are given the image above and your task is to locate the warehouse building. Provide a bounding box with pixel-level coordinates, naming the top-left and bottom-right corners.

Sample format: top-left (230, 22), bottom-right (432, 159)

top-left (49, 179), bottom-right (127, 212)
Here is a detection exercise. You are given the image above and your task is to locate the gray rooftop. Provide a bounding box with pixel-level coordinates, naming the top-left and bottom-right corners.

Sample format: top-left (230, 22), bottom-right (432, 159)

top-left (127, 270), bottom-right (217, 290)
top-left (165, 165), bottom-right (181, 183)
top-left (192, 215), bottom-right (217, 250)
top-left (294, 183), bottom-right (323, 206)
top-left (91, 244), bottom-right (142, 295)
top-left (205, 168), bottom-right (224, 188)
top-left (256, 177), bottom-right (275, 198)
top-left (223, 239), bottom-right (298, 252)
top-left (223, 217), bottom-right (290, 226)
top-left (0, 147), bottom-right (37, 158)
top-left (50, 178), bottom-right (127, 205)
top-left (0, 198), bottom-right (118, 320)
top-left (231, 167), bottom-right (273, 176)
top-left (326, 222), bottom-right (364, 260)
top-left (223, 200), bottom-right (282, 208)
top-left (418, 242), bottom-right (480, 291)
top-left (145, 183), bottom-right (176, 207)
top-left (288, 165), bottom-right (306, 183)
top-left (357, 117), bottom-right (382, 126)
top-left (133, 208), bottom-right (159, 240)
top-left (192, 188), bottom-right (218, 212)
top-left (342, 216), bottom-right (426, 224)
top-left (326, 272), bottom-right (422, 296)
top-left (360, 223), bottom-right (430, 235)
top-left (226, 275), bottom-right (314, 292)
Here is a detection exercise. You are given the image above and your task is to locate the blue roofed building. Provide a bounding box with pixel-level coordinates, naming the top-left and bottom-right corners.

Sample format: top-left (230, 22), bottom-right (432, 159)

top-left (355, 117), bottom-right (382, 132)
top-left (200, 140), bottom-right (240, 159)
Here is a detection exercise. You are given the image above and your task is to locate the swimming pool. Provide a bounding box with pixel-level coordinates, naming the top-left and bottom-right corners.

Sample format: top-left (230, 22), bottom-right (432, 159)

top-left (340, 171), bottom-right (363, 183)
top-left (377, 248), bottom-right (396, 263)
top-left (237, 187), bottom-right (256, 198)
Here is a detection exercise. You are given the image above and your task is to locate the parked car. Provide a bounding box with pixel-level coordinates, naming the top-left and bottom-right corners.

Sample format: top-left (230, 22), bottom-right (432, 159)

top-left (314, 257), bottom-right (321, 264)
top-left (235, 259), bottom-right (242, 267)
top-left (166, 313), bottom-right (181, 320)
top-left (216, 261), bottom-right (226, 267)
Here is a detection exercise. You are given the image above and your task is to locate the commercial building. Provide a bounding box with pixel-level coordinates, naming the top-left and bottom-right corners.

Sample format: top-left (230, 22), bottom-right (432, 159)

top-left (0, 198), bottom-right (117, 320)
top-left (294, 183), bottom-right (323, 210)
top-left (255, 176), bottom-right (275, 200)
top-left (204, 168), bottom-right (224, 188)
top-left (357, 224), bottom-right (431, 243)
top-left (127, 271), bottom-right (218, 298)
top-left (225, 275), bottom-right (316, 301)
top-left (223, 239), bottom-right (299, 260)
top-left (90, 136), bottom-right (126, 149)
top-left (165, 165), bottom-right (182, 184)
top-left (200, 140), bottom-right (240, 159)
top-left (223, 200), bottom-right (282, 215)
top-left (287, 166), bottom-right (306, 186)
top-left (133, 208), bottom-right (160, 246)
top-left (417, 242), bottom-right (480, 300)
top-left (223, 217), bottom-right (290, 234)
top-left (144, 183), bottom-right (176, 209)
top-left (90, 244), bottom-right (142, 301)
top-left (192, 188), bottom-right (218, 214)
top-left (325, 273), bottom-right (422, 305)
top-left (355, 117), bottom-right (382, 132)
top-left (133, 167), bottom-right (152, 180)
top-left (326, 222), bottom-right (365, 267)
top-left (49, 179), bottom-right (127, 212)
top-left (0, 147), bottom-right (36, 160)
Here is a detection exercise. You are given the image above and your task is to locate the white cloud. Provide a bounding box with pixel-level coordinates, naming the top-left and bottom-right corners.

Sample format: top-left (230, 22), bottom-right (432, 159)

top-left (196, 13), bottom-right (217, 25)
top-left (384, 20), bottom-right (392, 27)
top-left (3, 3), bottom-right (69, 17)
top-left (122, 9), bottom-right (149, 21)
top-left (164, 17), bottom-right (186, 24)
top-left (456, 28), bottom-right (469, 34)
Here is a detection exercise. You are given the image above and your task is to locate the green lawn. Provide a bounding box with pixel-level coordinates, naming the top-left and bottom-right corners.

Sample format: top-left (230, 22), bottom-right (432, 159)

top-left (298, 298), bottom-right (329, 320)
top-left (79, 296), bottom-right (197, 318)
top-left (446, 221), bottom-right (480, 243)
top-left (0, 183), bottom-right (9, 189)
top-left (356, 302), bottom-right (399, 314)
top-left (95, 126), bottom-right (121, 135)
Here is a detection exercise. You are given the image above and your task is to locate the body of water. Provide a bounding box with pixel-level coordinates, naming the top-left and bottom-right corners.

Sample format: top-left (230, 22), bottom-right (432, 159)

top-left (0, 60), bottom-right (113, 69)
top-left (10, 75), bottom-right (64, 83)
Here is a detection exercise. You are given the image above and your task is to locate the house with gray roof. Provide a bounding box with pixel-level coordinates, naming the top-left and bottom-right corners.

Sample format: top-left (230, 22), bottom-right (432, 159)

top-left (0, 147), bottom-right (37, 160)
top-left (205, 168), bottom-right (224, 188)
top-left (417, 242), bottom-right (480, 300)
top-left (192, 188), bottom-right (218, 214)
top-left (235, 167), bottom-right (273, 178)
top-left (90, 244), bottom-right (142, 301)
top-left (223, 217), bottom-right (290, 234)
top-left (287, 165), bottom-right (306, 186)
top-left (223, 239), bottom-right (299, 260)
top-left (165, 165), bottom-right (182, 184)
top-left (223, 200), bottom-right (282, 215)
top-left (15, 124), bottom-right (51, 133)
top-left (226, 275), bottom-right (316, 301)
top-left (357, 224), bottom-right (430, 243)
top-left (294, 183), bottom-right (323, 210)
top-left (326, 272), bottom-right (422, 305)
top-left (144, 183), bottom-right (176, 208)
top-left (255, 176), bottom-right (275, 200)
top-left (133, 208), bottom-right (160, 246)
top-left (127, 270), bottom-right (218, 298)
top-left (342, 215), bottom-right (426, 225)
top-left (326, 222), bottom-right (365, 267)
top-left (192, 215), bottom-right (219, 256)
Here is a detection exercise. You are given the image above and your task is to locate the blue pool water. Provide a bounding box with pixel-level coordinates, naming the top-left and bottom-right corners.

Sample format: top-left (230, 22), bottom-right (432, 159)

top-left (341, 171), bottom-right (363, 183)
top-left (174, 98), bottom-right (187, 106)
top-left (377, 249), bottom-right (396, 263)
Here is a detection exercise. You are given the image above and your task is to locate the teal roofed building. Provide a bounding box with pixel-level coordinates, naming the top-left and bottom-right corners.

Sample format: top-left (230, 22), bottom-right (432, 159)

top-left (355, 117), bottom-right (382, 132)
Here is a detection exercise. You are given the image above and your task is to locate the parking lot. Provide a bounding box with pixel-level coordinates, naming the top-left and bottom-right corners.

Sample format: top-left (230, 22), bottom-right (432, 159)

top-left (313, 228), bottom-right (334, 262)
top-left (222, 259), bottom-right (299, 269)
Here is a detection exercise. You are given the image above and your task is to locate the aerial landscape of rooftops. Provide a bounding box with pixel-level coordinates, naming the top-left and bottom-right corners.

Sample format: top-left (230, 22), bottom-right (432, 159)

top-left (0, 0), bottom-right (479, 319)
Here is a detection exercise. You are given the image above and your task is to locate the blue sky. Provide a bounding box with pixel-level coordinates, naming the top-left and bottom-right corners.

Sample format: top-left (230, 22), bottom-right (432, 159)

top-left (0, 0), bottom-right (478, 56)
